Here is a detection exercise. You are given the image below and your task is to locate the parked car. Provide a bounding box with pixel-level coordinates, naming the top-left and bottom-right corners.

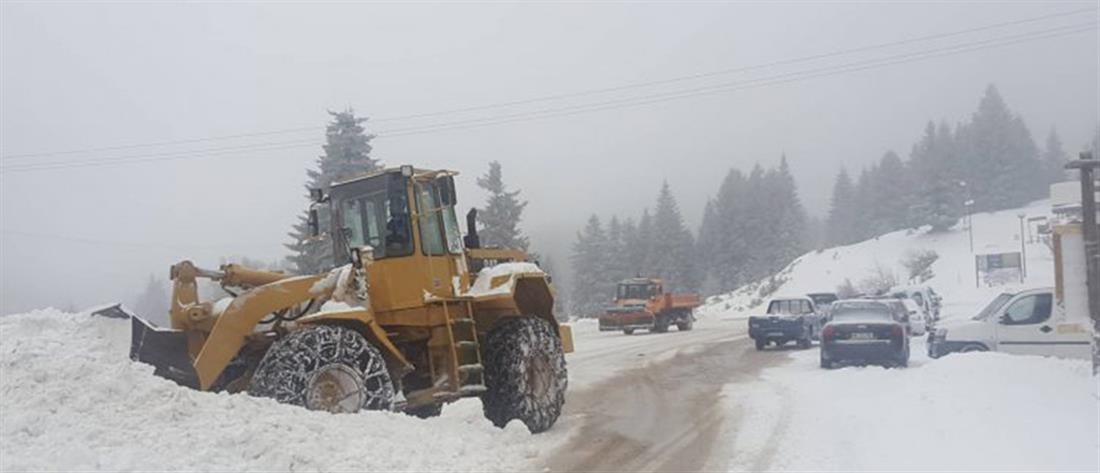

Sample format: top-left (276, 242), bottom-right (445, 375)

top-left (748, 296), bottom-right (820, 350)
top-left (928, 287), bottom-right (1091, 359)
top-left (820, 299), bottom-right (910, 369)
top-left (868, 296), bottom-right (927, 336)
top-left (890, 285), bottom-right (940, 321)
top-left (898, 299), bottom-right (928, 336)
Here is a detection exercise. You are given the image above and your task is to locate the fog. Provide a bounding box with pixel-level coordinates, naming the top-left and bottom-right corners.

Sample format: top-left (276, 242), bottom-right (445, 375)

top-left (1, 2), bottom-right (1096, 315)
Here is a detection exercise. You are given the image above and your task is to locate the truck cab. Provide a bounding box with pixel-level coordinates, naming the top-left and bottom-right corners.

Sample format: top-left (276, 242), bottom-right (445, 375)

top-left (928, 287), bottom-right (1091, 359)
top-left (599, 278), bottom-right (700, 335)
top-left (749, 296), bottom-right (820, 350)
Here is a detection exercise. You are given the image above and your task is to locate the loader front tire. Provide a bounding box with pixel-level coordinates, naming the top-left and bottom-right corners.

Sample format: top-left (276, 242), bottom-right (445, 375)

top-left (481, 317), bottom-right (567, 433)
top-left (248, 325), bottom-right (394, 413)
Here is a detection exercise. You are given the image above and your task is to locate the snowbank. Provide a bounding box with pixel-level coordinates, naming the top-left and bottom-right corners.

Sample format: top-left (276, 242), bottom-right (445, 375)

top-left (723, 344), bottom-right (1099, 472)
top-left (0, 309), bottom-right (565, 472)
top-left (701, 200), bottom-right (1054, 321)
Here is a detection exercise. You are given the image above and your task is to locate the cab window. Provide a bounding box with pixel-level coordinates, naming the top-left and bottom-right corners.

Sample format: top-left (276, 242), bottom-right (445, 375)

top-left (414, 181), bottom-right (446, 256)
top-left (1000, 294), bottom-right (1053, 325)
top-left (338, 176), bottom-right (412, 259)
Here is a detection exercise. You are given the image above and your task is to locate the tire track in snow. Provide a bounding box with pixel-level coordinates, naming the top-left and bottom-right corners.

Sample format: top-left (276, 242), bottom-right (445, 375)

top-left (545, 328), bottom-right (791, 472)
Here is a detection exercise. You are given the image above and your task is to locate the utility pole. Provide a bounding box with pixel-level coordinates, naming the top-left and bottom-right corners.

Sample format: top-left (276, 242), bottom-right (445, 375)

top-left (1018, 213), bottom-right (1027, 281)
top-left (1065, 151), bottom-right (1100, 375)
top-left (960, 180), bottom-right (974, 253)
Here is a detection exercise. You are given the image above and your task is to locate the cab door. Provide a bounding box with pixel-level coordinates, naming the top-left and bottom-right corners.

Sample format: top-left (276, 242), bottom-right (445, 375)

top-left (994, 292), bottom-right (1087, 358)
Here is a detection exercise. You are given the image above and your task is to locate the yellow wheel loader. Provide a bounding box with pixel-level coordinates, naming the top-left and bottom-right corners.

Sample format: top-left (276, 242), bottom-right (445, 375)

top-left (106, 165), bottom-right (573, 433)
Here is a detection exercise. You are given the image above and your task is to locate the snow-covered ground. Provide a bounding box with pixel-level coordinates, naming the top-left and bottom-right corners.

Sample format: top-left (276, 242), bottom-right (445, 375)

top-left (700, 200), bottom-right (1054, 323)
top-left (3, 198), bottom-right (1096, 472)
top-left (724, 339), bottom-right (1099, 472)
top-left (701, 198), bottom-right (1099, 472)
top-left (0, 310), bottom-right (572, 472)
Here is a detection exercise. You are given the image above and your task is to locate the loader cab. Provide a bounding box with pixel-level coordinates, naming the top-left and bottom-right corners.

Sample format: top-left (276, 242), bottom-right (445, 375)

top-left (325, 166), bottom-right (470, 312)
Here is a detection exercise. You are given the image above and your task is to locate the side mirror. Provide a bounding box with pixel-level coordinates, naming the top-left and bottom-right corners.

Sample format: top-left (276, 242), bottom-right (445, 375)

top-left (309, 188), bottom-right (326, 203)
top-left (308, 208), bottom-right (320, 237)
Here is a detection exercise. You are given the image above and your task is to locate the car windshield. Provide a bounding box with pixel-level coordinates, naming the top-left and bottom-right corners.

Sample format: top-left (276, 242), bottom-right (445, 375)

top-left (767, 299), bottom-right (813, 314)
top-left (832, 309), bottom-right (892, 321)
top-left (831, 301), bottom-right (888, 313)
top-left (973, 293), bottom-right (1013, 320)
top-left (618, 284), bottom-right (655, 300)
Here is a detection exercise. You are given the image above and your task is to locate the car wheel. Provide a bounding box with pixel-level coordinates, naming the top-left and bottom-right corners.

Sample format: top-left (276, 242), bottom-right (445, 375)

top-left (959, 343), bottom-right (988, 353)
top-left (820, 356), bottom-right (833, 369)
top-left (623, 328), bottom-right (634, 335)
top-left (754, 339), bottom-right (766, 351)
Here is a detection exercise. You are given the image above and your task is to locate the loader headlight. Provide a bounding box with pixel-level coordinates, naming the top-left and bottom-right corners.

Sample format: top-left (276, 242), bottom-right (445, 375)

top-left (400, 164), bottom-right (414, 177)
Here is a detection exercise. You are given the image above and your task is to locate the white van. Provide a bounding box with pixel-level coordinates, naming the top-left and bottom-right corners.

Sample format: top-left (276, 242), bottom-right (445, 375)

top-left (928, 287), bottom-right (1091, 360)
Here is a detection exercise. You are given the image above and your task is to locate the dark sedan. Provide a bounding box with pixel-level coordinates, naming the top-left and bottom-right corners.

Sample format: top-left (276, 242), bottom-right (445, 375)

top-left (820, 300), bottom-right (910, 369)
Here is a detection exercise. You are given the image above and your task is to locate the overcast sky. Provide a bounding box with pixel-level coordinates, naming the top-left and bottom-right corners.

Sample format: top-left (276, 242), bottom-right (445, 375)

top-left (1, 1), bottom-right (1097, 315)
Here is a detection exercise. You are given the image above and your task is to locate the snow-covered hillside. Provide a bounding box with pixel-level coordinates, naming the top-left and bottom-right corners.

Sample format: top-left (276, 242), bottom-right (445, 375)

top-left (0, 310), bottom-right (569, 472)
top-left (700, 200), bottom-right (1053, 320)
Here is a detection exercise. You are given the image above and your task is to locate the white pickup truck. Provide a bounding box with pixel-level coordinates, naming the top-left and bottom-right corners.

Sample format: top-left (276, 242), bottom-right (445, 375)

top-left (929, 222), bottom-right (1093, 360)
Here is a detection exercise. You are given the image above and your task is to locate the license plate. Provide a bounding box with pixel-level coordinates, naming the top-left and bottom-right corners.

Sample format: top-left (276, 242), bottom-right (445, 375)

top-left (768, 332), bottom-right (785, 337)
top-left (850, 332), bottom-right (875, 340)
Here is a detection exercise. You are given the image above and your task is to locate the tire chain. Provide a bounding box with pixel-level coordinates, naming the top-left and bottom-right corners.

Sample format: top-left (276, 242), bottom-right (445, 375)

top-left (248, 325), bottom-right (395, 412)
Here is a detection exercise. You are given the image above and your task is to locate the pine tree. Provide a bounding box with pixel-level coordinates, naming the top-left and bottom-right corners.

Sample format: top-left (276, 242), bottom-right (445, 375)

top-left (1041, 129), bottom-right (1069, 184)
top-left (909, 121), bottom-right (962, 232)
top-left (769, 155), bottom-right (808, 269)
top-left (955, 85), bottom-right (1042, 211)
top-left (605, 216), bottom-right (631, 284)
top-left (286, 109), bottom-right (380, 274)
top-left (649, 182), bottom-right (699, 291)
top-left (696, 200), bottom-right (721, 293)
top-left (869, 151), bottom-right (912, 235)
top-left (630, 210), bottom-right (655, 277)
top-left (826, 167), bottom-right (857, 245)
top-left (570, 215), bottom-right (613, 316)
top-left (476, 161), bottom-right (530, 250)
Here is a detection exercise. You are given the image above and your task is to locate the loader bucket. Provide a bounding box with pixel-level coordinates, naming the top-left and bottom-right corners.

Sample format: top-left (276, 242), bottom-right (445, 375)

top-left (130, 315), bottom-right (200, 389)
top-left (89, 303), bottom-right (133, 320)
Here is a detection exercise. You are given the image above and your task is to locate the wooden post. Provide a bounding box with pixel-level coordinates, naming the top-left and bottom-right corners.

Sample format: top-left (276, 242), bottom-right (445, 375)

top-left (1065, 151), bottom-right (1100, 375)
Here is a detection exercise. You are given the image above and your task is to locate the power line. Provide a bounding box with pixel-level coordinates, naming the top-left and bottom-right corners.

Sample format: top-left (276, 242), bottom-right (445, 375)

top-left (0, 126), bottom-right (322, 161)
top-left (372, 22), bottom-right (1098, 138)
top-left (0, 140), bottom-right (319, 173)
top-left (0, 230), bottom-right (234, 252)
top-left (1, 6), bottom-right (1093, 162)
top-left (370, 6), bottom-right (1098, 123)
top-left (2, 20), bottom-right (1092, 174)
top-left (0, 138), bottom-right (319, 173)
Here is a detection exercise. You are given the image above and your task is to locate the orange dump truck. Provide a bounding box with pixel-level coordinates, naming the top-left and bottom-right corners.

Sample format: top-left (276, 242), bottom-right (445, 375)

top-left (599, 278), bottom-right (702, 334)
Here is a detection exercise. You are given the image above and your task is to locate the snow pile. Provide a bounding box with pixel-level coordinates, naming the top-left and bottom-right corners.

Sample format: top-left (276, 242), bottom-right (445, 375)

top-left (0, 309), bottom-right (565, 472)
top-left (724, 346), bottom-right (1099, 471)
top-left (464, 262), bottom-right (545, 297)
top-left (700, 200), bottom-right (1053, 321)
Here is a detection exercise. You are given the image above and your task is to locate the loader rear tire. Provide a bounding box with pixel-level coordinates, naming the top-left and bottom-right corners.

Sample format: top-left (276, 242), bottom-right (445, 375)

top-left (481, 317), bottom-right (567, 433)
top-left (248, 325), bottom-right (394, 413)
top-left (405, 403), bottom-right (443, 419)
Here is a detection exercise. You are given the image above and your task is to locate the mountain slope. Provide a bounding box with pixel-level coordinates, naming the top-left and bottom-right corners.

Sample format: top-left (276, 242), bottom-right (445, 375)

top-left (699, 200), bottom-right (1053, 320)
